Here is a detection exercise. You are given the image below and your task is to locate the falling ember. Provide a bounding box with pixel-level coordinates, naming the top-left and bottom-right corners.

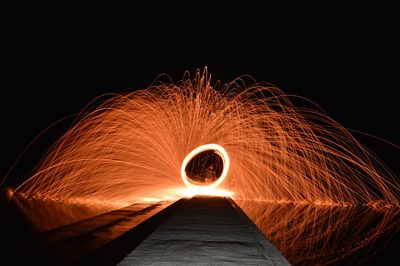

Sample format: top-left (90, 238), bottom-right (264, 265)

top-left (181, 144), bottom-right (230, 192)
top-left (12, 68), bottom-right (400, 206)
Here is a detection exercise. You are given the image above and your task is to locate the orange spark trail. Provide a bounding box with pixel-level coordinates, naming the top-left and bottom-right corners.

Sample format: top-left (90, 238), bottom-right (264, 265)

top-left (14, 69), bottom-right (400, 206)
top-left (181, 143), bottom-right (230, 192)
top-left (236, 199), bottom-right (400, 265)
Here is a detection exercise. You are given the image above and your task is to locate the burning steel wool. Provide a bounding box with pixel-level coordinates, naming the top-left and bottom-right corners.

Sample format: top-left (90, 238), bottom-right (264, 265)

top-left (14, 69), bottom-right (400, 206)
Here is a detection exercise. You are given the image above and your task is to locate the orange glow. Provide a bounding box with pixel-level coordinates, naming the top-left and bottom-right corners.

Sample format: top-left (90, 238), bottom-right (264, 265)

top-left (181, 143), bottom-right (230, 191)
top-left (177, 187), bottom-right (233, 198)
top-left (13, 68), bottom-right (399, 206)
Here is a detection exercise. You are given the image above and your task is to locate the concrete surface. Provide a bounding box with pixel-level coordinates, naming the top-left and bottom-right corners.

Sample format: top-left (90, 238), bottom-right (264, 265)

top-left (119, 196), bottom-right (290, 265)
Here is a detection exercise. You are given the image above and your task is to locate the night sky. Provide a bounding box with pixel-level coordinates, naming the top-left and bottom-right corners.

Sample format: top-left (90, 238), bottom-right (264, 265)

top-left (1, 7), bottom-right (399, 266)
top-left (2, 9), bottom-right (399, 188)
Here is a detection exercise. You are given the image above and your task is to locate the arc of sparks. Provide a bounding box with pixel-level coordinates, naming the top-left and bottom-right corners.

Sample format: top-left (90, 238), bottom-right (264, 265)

top-left (11, 68), bottom-right (400, 206)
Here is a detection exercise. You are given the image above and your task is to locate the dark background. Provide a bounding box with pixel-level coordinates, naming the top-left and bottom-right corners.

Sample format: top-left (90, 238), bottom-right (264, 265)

top-left (0, 6), bottom-right (399, 266)
top-left (1, 7), bottom-right (399, 186)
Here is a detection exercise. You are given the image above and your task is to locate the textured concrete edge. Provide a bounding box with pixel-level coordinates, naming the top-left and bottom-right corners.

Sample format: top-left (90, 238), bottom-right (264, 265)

top-left (228, 198), bottom-right (291, 265)
top-left (78, 198), bottom-right (189, 266)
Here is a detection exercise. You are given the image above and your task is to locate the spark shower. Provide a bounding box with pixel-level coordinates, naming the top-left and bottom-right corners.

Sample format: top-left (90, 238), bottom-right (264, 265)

top-left (13, 69), bottom-right (400, 207)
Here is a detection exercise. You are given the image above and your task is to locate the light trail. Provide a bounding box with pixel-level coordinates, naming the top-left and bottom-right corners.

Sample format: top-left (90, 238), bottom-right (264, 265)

top-left (181, 143), bottom-right (230, 192)
top-left (12, 68), bottom-right (400, 206)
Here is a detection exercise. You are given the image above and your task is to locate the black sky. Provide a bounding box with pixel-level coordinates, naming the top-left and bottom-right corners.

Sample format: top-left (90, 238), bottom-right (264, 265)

top-left (2, 8), bottom-right (399, 187)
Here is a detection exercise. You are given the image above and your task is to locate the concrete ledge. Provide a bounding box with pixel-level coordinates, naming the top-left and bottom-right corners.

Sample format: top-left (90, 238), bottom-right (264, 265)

top-left (119, 196), bottom-right (290, 265)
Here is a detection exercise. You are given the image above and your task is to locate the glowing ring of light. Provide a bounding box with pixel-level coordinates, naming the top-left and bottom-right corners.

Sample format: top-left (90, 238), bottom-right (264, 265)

top-left (181, 144), bottom-right (230, 190)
